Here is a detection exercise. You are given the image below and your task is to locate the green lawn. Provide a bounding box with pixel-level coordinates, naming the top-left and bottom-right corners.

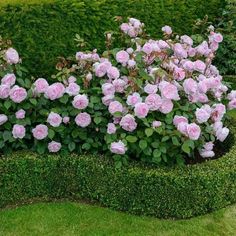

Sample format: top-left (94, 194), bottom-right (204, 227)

top-left (0, 202), bottom-right (236, 236)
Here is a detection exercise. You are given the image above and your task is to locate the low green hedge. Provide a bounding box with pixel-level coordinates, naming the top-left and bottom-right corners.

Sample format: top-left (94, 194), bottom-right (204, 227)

top-left (1, 125), bottom-right (236, 219)
top-left (0, 0), bottom-right (225, 77)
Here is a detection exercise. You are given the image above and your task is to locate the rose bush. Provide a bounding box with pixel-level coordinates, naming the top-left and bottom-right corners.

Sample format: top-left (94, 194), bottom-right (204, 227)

top-left (0, 18), bottom-right (235, 167)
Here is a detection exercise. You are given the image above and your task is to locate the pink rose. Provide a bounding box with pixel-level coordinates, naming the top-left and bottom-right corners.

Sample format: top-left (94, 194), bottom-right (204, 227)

top-left (0, 114), bottom-right (8, 125)
top-left (12, 124), bottom-right (25, 139)
top-left (65, 82), bottom-right (80, 96)
top-left (145, 94), bottom-right (162, 111)
top-left (34, 78), bottom-right (49, 93)
top-left (127, 59), bottom-right (136, 68)
top-left (32, 124), bottom-right (48, 140)
top-left (47, 112), bottom-right (62, 127)
top-left (142, 42), bottom-right (153, 54)
top-left (107, 66), bottom-right (120, 80)
top-left (212, 33), bottom-right (223, 43)
top-left (187, 123), bottom-right (201, 140)
top-left (45, 83), bottom-right (65, 100)
top-left (203, 142), bottom-right (214, 151)
top-left (120, 23), bottom-right (130, 33)
top-left (134, 102), bottom-right (149, 118)
top-left (216, 127), bottom-right (229, 142)
top-left (86, 73), bottom-right (93, 82)
top-left (0, 85), bottom-right (10, 99)
top-left (108, 101), bottom-right (123, 114)
top-left (144, 83), bottom-right (158, 94)
top-left (173, 67), bottom-right (185, 81)
top-left (102, 95), bottom-right (114, 106)
top-left (95, 61), bottom-right (111, 77)
top-left (161, 25), bottom-right (172, 35)
top-left (72, 94), bottom-right (89, 110)
top-left (75, 112), bottom-right (91, 127)
top-left (159, 99), bottom-right (173, 114)
top-left (10, 86), bottom-right (27, 103)
top-left (5, 48), bottom-right (20, 64)
top-left (107, 123), bottom-right (116, 134)
top-left (194, 60), bottom-right (206, 73)
top-left (110, 140), bottom-right (126, 155)
top-left (211, 104), bottom-right (226, 122)
top-left (68, 76), bottom-right (77, 83)
top-left (113, 79), bottom-right (126, 93)
top-left (183, 61), bottom-right (195, 72)
top-left (102, 83), bottom-right (115, 96)
top-left (152, 121), bottom-right (162, 128)
top-left (48, 141), bottom-right (62, 153)
top-left (160, 82), bottom-right (179, 100)
top-left (116, 50), bottom-right (129, 64)
top-left (173, 115), bottom-right (188, 127)
top-left (183, 78), bottom-right (198, 94)
top-left (195, 105), bottom-right (211, 123)
top-left (177, 122), bottom-right (188, 136)
top-left (200, 150), bottom-right (215, 158)
top-left (180, 35), bottom-right (193, 45)
top-left (174, 43), bottom-right (187, 58)
top-left (120, 114), bottom-right (137, 132)
top-left (1, 73), bottom-right (16, 86)
top-left (15, 109), bottom-right (26, 119)
top-left (127, 92), bottom-right (142, 106)
top-left (63, 116), bottom-right (70, 124)
top-left (228, 99), bottom-right (236, 110)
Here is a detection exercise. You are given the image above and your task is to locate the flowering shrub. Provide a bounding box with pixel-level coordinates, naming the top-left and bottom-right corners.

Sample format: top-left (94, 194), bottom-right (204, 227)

top-left (0, 18), bottom-right (235, 167)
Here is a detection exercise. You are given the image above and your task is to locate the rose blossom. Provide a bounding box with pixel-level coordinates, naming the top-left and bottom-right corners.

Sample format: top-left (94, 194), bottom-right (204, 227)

top-left (200, 150), bottom-right (215, 158)
top-left (34, 78), bottom-right (49, 93)
top-left (102, 83), bottom-right (115, 96)
top-left (48, 141), bottom-right (62, 153)
top-left (144, 83), bottom-right (158, 94)
top-left (183, 61), bottom-right (195, 72)
top-left (102, 95), bottom-right (114, 106)
top-left (177, 122), bottom-right (188, 136)
top-left (120, 114), bottom-right (137, 132)
top-left (107, 123), bottom-right (116, 134)
top-left (211, 104), bottom-right (226, 122)
top-left (32, 124), bottom-right (48, 140)
top-left (183, 78), bottom-right (198, 94)
top-left (134, 102), bottom-right (149, 118)
top-left (108, 101), bottom-right (123, 114)
top-left (9, 86), bottom-right (27, 103)
top-left (63, 116), bottom-right (70, 124)
top-left (107, 66), bottom-right (120, 80)
top-left (15, 109), bottom-right (25, 119)
top-left (113, 79), bottom-right (126, 93)
top-left (145, 94), bottom-right (162, 111)
top-left (68, 76), bottom-right (77, 83)
top-left (173, 67), bottom-right (185, 81)
top-left (160, 82), bottom-right (179, 100)
top-left (187, 123), bottom-right (201, 140)
top-left (1, 73), bottom-right (16, 86)
top-left (65, 82), bottom-right (80, 96)
top-left (116, 50), bottom-right (129, 64)
top-left (173, 115), bottom-right (188, 127)
top-left (75, 112), bottom-right (91, 127)
top-left (95, 61), bottom-right (111, 77)
top-left (228, 99), bottom-right (236, 110)
top-left (47, 112), bottom-right (62, 127)
top-left (216, 127), bottom-right (229, 142)
top-left (127, 59), bottom-right (136, 68)
top-left (0, 85), bottom-right (10, 99)
top-left (0, 114), bottom-right (8, 125)
top-left (110, 140), bottom-right (126, 155)
top-left (159, 99), bottom-right (173, 114)
top-left (194, 60), bottom-right (206, 73)
top-left (5, 48), bottom-right (20, 64)
top-left (45, 83), bottom-right (65, 100)
top-left (72, 94), bottom-right (89, 109)
top-left (127, 92), bottom-right (142, 106)
top-left (12, 124), bottom-right (25, 139)
top-left (195, 105), bottom-right (211, 123)
top-left (161, 25), bottom-right (172, 35)
top-left (152, 121), bottom-right (162, 128)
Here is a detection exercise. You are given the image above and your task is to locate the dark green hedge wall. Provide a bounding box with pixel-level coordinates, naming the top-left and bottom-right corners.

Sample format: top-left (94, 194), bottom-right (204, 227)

top-left (0, 126), bottom-right (236, 219)
top-left (0, 0), bottom-right (225, 77)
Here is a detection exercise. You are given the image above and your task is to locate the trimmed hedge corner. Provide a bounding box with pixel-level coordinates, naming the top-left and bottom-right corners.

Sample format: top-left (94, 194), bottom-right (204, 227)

top-left (0, 125), bottom-right (236, 219)
top-left (0, 0), bottom-right (225, 77)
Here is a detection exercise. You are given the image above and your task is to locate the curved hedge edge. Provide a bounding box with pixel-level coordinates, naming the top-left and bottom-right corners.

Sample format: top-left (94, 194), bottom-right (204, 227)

top-left (0, 126), bottom-right (236, 219)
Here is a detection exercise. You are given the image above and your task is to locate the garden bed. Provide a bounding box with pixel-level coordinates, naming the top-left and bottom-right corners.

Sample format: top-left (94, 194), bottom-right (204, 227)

top-left (1, 123), bottom-right (236, 219)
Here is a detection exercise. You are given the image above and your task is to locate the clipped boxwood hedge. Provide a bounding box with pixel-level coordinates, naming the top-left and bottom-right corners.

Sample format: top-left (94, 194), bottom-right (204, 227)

top-left (0, 0), bottom-right (225, 77)
top-left (0, 124), bottom-right (236, 219)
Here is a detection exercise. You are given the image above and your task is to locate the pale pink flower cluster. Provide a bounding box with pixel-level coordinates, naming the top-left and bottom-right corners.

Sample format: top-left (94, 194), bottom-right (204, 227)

top-left (120, 18), bottom-right (143, 38)
top-left (110, 140), bottom-right (126, 155)
top-left (12, 124), bottom-right (25, 139)
top-left (47, 112), bottom-right (62, 127)
top-left (48, 141), bottom-right (62, 152)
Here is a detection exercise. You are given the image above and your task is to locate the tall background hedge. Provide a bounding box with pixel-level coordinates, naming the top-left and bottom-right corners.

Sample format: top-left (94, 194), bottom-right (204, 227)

top-left (0, 0), bottom-right (226, 77)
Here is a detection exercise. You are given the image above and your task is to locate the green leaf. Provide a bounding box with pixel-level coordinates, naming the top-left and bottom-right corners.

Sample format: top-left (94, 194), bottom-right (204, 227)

top-left (161, 136), bottom-right (169, 142)
top-left (126, 135), bottom-right (138, 143)
top-left (30, 98), bottom-right (37, 106)
top-left (59, 95), bottom-right (69, 104)
top-left (182, 141), bottom-right (191, 154)
top-left (72, 129), bottom-right (80, 138)
top-left (94, 117), bottom-right (102, 124)
top-left (172, 136), bottom-right (180, 146)
top-left (4, 100), bottom-right (11, 110)
top-left (153, 149), bottom-right (161, 158)
top-left (68, 142), bottom-right (76, 152)
top-left (48, 129), bottom-right (55, 139)
top-left (145, 128), bottom-right (153, 137)
top-left (82, 143), bottom-right (91, 150)
top-left (3, 131), bottom-right (12, 141)
top-left (139, 140), bottom-right (147, 150)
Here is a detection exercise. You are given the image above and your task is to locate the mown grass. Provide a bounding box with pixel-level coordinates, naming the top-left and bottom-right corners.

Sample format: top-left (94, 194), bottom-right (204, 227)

top-left (0, 202), bottom-right (236, 236)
